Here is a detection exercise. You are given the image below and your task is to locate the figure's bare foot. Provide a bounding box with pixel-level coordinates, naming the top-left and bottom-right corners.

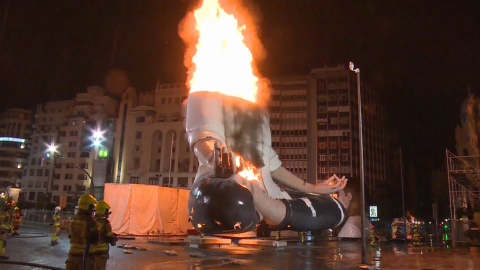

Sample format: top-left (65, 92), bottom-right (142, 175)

top-left (337, 190), bottom-right (352, 209)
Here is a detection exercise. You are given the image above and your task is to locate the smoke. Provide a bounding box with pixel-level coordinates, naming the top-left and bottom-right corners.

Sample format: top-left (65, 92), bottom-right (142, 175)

top-left (178, 0), bottom-right (271, 106)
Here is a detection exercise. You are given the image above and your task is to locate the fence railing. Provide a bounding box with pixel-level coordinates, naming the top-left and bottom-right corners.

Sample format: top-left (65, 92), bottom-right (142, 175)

top-left (22, 209), bottom-right (75, 228)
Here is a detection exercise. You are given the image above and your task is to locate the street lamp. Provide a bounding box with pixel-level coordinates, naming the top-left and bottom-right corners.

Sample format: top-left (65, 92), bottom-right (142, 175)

top-left (89, 127), bottom-right (105, 197)
top-left (45, 142), bottom-right (58, 209)
top-left (349, 61), bottom-right (366, 265)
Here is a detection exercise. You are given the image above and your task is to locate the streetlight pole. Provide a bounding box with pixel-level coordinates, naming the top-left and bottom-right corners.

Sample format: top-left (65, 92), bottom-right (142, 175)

top-left (90, 128), bottom-right (103, 197)
top-left (168, 132), bottom-right (175, 187)
top-left (349, 62), bottom-right (367, 265)
top-left (76, 166), bottom-right (93, 195)
top-left (45, 143), bottom-right (57, 209)
top-left (400, 147), bottom-right (408, 248)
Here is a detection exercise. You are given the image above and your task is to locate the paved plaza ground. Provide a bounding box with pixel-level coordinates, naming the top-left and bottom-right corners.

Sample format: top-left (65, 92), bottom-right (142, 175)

top-left (0, 225), bottom-right (479, 269)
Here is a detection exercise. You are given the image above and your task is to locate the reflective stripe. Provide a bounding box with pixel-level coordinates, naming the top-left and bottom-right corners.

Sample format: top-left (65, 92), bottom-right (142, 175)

top-left (68, 214), bottom-right (98, 255)
top-left (0, 211), bottom-right (10, 229)
top-left (90, 218), bottom-right (114, 254)
top-left (53, 215), bottom-right (61, 227)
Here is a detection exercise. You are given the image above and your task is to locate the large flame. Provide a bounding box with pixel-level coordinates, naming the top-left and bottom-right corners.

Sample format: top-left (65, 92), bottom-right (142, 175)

top-left (188, 0), bottom-right (259, 103)
top-left (235, 156), bottom-right (260, 181)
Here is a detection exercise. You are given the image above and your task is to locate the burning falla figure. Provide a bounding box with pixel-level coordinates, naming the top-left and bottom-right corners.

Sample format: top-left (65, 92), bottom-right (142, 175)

top-left (186, 91), bottom-right (352, 234)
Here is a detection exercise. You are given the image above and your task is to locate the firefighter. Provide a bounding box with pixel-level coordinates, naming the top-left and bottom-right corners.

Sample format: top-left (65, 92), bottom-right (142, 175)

top-left (66, 194), bottom-right (99, 270)
top-left (369, 226), bottom-right (377, 246)
top-left (91, 200), bottom-right (117, 270)
top-left (0, 202), bottom-right (11, 259)
top-left (11, 207), bottom-right (22, 236)
top-left (51, 206), bottom-right (62, 245)
top-left (413, 225), bottom-right (422, 246)
top-left (5, 199), bottom-right (14, 228)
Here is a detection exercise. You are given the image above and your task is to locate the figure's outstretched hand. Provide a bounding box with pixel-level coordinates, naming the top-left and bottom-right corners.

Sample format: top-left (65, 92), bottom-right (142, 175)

top-left (213, 142), bottom-right (244, 178)
top-left (310, 174), bottom-right (348, 195)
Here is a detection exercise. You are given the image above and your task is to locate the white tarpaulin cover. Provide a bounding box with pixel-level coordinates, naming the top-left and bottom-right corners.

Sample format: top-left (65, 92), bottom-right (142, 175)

top-left (104, 184), bottom-right (192, 235)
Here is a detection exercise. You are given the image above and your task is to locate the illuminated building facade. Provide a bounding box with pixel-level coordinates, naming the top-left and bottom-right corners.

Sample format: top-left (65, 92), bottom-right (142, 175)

top-left (270, 65), bottom-right (386, 194)
top-left (113, 83), bottom-right (197, 188)
top-left (21, 86), bottom-right (118, 206)
top-left (0, 109), bottom-right (33, 189)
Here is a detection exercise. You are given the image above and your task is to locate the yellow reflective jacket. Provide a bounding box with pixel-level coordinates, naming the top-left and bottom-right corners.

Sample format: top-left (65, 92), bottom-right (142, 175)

top-left (13, 212), bottom-right (22, 226)
top-left (68, 211), bottom-right (99, 255)
top-left (91, 216), bottom-right (116, 254)
top-left (0, 210), bottom-right (10, 230)
top-left (52, 214), bottom-right (61, 227)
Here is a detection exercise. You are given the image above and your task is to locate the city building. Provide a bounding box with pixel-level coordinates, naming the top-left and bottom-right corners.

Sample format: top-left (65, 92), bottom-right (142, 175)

top-left (0, 109), bottom-right (33, 191)
top-left (113, 83), bottom-right (197, 188)
top-left (21, 86), bottom-right (118, 207)
top-left (270, 65), bottom-right (387, 194)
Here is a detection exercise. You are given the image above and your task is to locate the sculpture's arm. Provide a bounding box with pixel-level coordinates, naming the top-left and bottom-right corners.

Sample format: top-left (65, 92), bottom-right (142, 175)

top-left (193, 140), bottom-right (241, 178)
top-left (192, 139), bottom-right (219, 172)
top-left (271, 167), bottom-right (347, 195)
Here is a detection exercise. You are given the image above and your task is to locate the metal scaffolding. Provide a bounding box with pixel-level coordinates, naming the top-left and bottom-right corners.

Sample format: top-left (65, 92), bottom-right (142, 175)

top-left (446, 149), bottom-right (480, 246)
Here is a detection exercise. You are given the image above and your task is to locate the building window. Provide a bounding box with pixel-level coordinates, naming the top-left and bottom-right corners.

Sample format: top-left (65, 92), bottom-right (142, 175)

top-left (136, 132), bottom-right (142, 139)
top-left (342, 167), bottom-right (349, 173)
top-left (28, 192), bottom-right (35, 201)
top-left (320, 167), bottom-right (326, 173)
top-left (78, 174), bottom-right (86, 180)
top-left (130, 177), bottom-right (139, 184)
top-left (69, 141), bottom-right (77, 147)
top-left (134, 158), bottom-right (140, 169)
top-left (69, 130), bottom-right (78, 136)
top-left (30, 158), bottom-right (36, 165)
top-left (52, 185), bottom-right (59, 191)
top-left (148, 178), bottom-right (159, 185)
top-left (178, 177), bottom-right (189, 188)
top-left (67, 152), bottom-right (76, 158)
top-left (63, 185), bottom-right (72, 191)
top-left (136, 116), bottom-right (145, 123)
top-left (44, 169), bottom-right (50, 177)
top-left (79, 163), bottom-right (88, 169)
top-left (330, 142), bottom-right (336, 148)
top-left (162, 177), bottom-right (172, 187)
top-left (27, 181), bottom-right (33, 188)
top-left (155, 159), bottom-right (161, 171)
top-left (65, 174), bottom-right (73, 180)
top-left (320, 155), bottom-right (326, 161)
top-left (34, 181), bottom-right (42, 188)
top-left (29, 169), bottom-right (34, 176)
top-left (341, 142), bottom-right (348, 148)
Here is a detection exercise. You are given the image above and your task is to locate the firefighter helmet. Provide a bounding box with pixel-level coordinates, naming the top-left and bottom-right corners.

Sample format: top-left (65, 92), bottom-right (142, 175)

top-left (14, 207), bottom-right (19, 212)
top-left (78, 194), bottom-right (97, 211)
top-left (54, 206), bottom-right (61, 214)
top-left (95, 200), bottom-right (111, 216)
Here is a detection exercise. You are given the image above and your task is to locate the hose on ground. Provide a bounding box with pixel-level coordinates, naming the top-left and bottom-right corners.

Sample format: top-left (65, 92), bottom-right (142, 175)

top-left (0, 260), bottom-right (64, 270)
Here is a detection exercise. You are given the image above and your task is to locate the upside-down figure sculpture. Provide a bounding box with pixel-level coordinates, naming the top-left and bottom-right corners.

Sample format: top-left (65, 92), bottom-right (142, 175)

top-left (182, 0), bottom-right (352, 235)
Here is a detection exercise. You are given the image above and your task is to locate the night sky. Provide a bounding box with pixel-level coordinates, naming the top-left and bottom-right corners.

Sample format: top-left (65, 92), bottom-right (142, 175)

top-left (1, 0), bottom-right (479, 198)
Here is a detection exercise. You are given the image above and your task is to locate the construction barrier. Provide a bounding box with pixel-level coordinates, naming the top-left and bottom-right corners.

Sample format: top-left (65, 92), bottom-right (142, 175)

top-left (104, 183), bottom-right (193, 236)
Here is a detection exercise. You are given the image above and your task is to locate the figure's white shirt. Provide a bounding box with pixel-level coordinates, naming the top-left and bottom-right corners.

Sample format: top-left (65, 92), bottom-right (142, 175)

top-left (186, 91), bottom-right (291, 200)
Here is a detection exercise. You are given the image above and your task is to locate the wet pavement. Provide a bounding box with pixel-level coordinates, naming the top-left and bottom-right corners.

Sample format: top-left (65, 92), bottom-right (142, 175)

top-left (1, 225), bottom-right (479, 269)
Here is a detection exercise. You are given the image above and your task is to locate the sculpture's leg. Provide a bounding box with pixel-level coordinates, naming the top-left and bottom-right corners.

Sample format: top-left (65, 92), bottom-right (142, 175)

top-left (188, 175), bottom-right (260, 235)
top-left (272, 196), bottom-right (346, 231)
top-left (244, 178), bottom-right (350, 232)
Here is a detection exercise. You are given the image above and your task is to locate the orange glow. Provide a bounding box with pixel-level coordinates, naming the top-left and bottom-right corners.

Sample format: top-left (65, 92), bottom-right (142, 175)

top-left (188, 0), bottom-right (259, 103)
top-left (235, 156), bottom-right (260, 181)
